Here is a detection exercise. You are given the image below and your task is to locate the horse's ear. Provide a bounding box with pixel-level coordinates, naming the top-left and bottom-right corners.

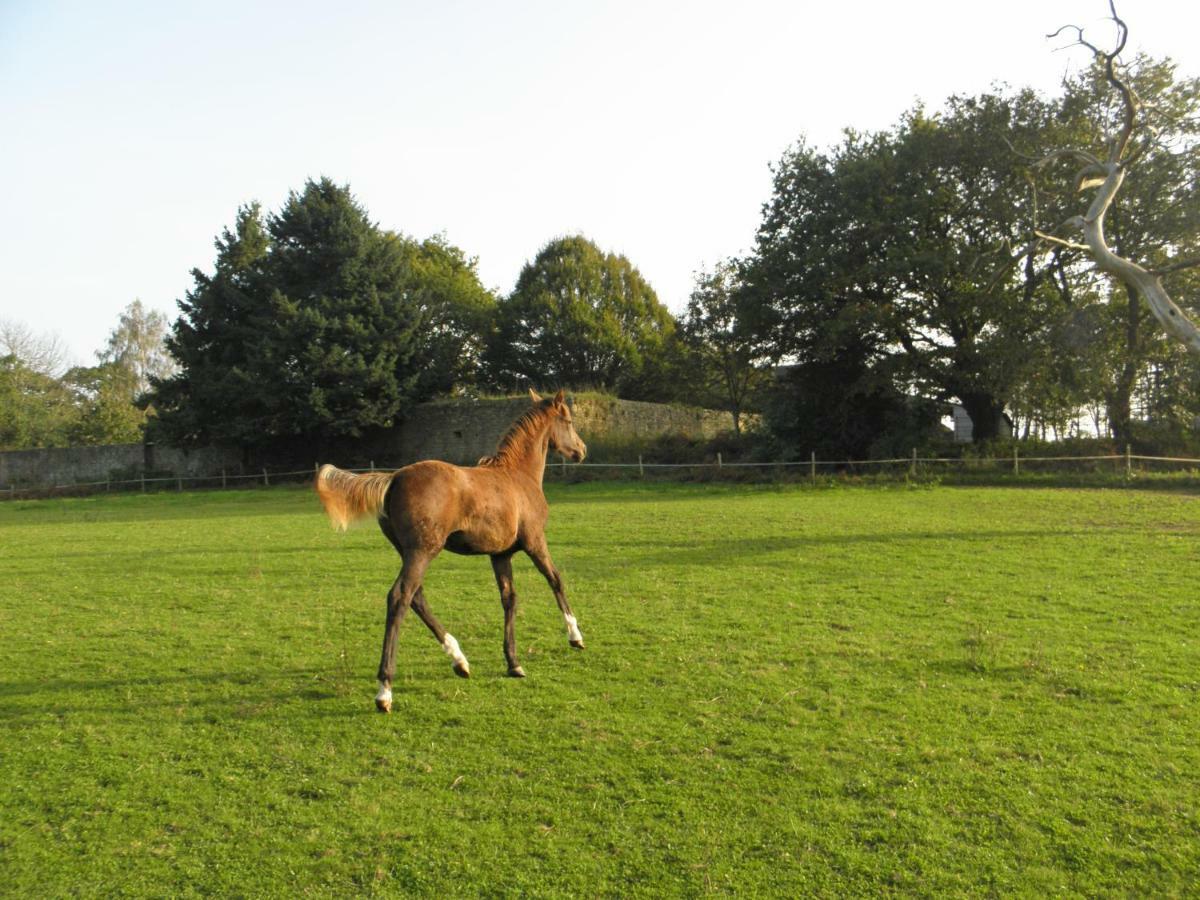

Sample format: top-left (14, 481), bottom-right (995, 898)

top-left (528, 387), bottom-right (543, 403)
top-left (554, 388), bottom-right (566, 405)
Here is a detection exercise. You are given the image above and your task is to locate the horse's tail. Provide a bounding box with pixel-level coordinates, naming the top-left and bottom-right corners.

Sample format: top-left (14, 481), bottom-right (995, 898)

top-left (314, 464), bottom-right (395, 532)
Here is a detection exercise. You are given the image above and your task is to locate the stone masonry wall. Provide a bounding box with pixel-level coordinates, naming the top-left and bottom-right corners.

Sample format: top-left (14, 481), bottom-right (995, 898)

top-left (0, 396), bottom-right (737, 487)
top-left (0, 443), bottom-right (243, 488)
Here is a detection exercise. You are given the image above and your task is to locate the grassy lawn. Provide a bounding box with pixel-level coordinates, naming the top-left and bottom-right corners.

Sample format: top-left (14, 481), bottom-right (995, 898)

top-left (1, 481), bottom-right (1197, 896)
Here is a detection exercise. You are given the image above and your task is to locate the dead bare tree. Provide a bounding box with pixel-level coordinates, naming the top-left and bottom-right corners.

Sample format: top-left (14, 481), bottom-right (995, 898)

top-left (1033, 1), bottom-right (1200, 356)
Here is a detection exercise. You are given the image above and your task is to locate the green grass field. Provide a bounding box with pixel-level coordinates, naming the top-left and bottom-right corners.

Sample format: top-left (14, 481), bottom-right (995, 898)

top-left (1, 482), bottom-right (1198, 896)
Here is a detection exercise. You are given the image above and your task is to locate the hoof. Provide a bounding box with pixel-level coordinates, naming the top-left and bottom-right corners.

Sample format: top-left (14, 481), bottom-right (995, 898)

top-left (569, 639), bottom-right (585, 650)
top-left (507, 666), bottom-right (526, 678)
top-left (375, 682), bottom-right (393, 713)
top-left (453, 661), bottom-right (471, 679)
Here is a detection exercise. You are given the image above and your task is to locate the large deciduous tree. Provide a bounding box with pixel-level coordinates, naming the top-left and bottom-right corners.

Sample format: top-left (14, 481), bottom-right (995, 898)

top-left (748, 87), bottom-right (1080, 446)
top-left (486, 235), bottom-right (675, 394)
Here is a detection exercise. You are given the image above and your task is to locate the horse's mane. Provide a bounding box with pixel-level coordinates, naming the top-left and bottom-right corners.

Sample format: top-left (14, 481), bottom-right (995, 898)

top-left (477, 402), bottom-right (553, 468)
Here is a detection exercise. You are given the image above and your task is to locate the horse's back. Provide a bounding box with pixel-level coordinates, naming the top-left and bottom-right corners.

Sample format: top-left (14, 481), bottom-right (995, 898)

top-left (388, 459), bottom-right (529, 554)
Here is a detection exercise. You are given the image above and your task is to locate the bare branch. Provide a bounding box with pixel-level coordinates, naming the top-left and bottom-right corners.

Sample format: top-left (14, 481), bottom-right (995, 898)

top-left (1028, 2), bottom-right (1200, 357)
top-left (1148, 257), bottom-right (1200, 277)
top-left (1031, 147), bottom-right (1105, 171)
top-left (1034, 230), bottom-right (1091, 253)
top-left (0, 318), bottom-right (71, 376)
top-left (1048, 3), bottom-right (1138, 163)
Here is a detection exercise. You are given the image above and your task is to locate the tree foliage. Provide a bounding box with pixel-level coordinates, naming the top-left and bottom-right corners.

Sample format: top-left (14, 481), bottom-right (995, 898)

top-left (394, 234), bottom-right (497, 397)
top-left (486, 236), bottom-right (674, 394)
top-left (151, 179), bottom-right (445, 450)
top-left (680, 261), bottom-right (769, 434)
top-left (0, 354), bottom-right (78, 450)
top-left (96, 300), bottom-right (176, 399)
top-left (1042, 55), bottom-right (1200, 444)
top-left (750, 89), bottom-right (1089, 447)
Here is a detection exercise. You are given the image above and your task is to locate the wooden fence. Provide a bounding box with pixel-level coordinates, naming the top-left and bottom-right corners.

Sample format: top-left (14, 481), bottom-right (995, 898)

top-left (3, 447), bottom-right (1199, 499)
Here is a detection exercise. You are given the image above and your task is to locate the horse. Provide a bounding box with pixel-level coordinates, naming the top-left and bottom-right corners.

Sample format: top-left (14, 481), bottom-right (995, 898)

top-left (314, 388), bottom-right (588, 712)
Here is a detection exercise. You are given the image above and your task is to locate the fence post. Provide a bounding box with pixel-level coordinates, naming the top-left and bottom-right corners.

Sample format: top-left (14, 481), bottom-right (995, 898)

top-left (1013, 446), bottom-right (1020, 476)
top-left (910, 448), bottom-right (917, 477)
top-left (177, 476), bottom-right (182, 492)
top-left (638, 454), bottom-right (644, 478)
top-left (810, 451), bottom-right (816, 483)
top-left (263, 468), bottom-right (269, 486)
top-left (1125, 444), bottom-right (1132, 478)
top-left (370, 460), bottom-right (375, 471)
top-left (717, 452), bottom-right (723, 470)
top-left (141, 474), bottom-right (146, 493)
top-left (221, 469), bottom-right (227, 489)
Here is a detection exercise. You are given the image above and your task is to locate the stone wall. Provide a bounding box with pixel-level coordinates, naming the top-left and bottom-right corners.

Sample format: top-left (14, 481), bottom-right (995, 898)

top-left (372, 395), bottom-right (736, 466)
top-left (0, 395), bottom-right (737, 487)
top-left (0, 443), bottom-right (243, 488)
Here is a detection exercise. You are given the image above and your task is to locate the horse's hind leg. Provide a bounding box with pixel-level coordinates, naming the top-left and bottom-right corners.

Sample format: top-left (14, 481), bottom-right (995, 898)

top-left (491, 553), bottom-right (524, 677)
top-left (524, 539), bottom-right (584, 650)
top-left (411, 588), bottom-right (470, 679)
top-left (375, 552), bottom-right (430, 713)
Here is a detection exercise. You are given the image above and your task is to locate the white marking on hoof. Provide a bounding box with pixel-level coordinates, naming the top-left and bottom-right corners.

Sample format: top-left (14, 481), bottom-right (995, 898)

top-left (564, 613), bottom-right (583, 644)
top-left (442, 633), bottom-right (470, 677)
top-left (375, 681), bottom-right (393, 713)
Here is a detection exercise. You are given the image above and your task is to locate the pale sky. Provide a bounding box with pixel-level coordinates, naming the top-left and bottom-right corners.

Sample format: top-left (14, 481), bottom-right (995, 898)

top-left (2, 0), bottom-right (1198, 367)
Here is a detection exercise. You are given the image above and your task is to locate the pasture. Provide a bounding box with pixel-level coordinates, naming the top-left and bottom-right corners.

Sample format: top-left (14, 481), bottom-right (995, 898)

top-left (1, 482), bottom-right (1197, 895)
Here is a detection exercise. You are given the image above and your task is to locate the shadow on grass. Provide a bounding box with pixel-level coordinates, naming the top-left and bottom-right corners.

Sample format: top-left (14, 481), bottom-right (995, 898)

top-left (592, 527), bottom-right (1113, 567)
top-left (0, 662), bottom-right (534, 725)
top-left (10, 541), bottom-right (337, 565)
top-left (0, 666), bottom-right (383, 723)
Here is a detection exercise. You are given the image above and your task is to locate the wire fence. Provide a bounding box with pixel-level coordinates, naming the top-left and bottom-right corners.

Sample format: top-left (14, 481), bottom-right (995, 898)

top-left (4, 446), bottom-right (1200, 500)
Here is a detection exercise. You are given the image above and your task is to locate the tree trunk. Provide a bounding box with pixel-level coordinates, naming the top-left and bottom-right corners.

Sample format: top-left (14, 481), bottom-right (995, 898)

top-left (1105, 283), bottom-right (1141, 447)
top-left (960, 393), bottom-right (1008, 443)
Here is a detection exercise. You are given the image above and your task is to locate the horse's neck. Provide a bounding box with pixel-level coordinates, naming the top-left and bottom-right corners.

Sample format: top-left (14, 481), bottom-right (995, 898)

top-left (507, 423), bottom-right (551, 486)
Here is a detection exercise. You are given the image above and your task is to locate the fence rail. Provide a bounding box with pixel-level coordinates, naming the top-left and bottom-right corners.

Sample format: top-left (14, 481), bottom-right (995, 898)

top-left (4, 448), bottom-right (1200, 500)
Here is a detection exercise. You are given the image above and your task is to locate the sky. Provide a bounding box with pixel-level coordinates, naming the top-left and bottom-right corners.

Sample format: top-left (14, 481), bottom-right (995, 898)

top-left (2, 0), bottom-right (1199, 368)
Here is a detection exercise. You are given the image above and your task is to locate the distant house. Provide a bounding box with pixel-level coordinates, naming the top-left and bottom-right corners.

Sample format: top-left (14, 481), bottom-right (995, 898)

top-left (950, 404), bottom-right (1013, 443)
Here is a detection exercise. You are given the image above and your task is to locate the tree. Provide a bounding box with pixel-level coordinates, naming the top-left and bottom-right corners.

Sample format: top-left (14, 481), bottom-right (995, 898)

top-left (97, 300), bottom-right (176, 399)
top-left (151, 179), bottom-right (425, 451)
top-left (0, 320), bottom-right (77, 449)
top-left (1028, 7), bottom-right (1200, 444)
top-left (681, 261), bottom-right (769, 434)
top-left (0, 355), bottom-right (78, 450)
top-left (486, 236), bottom-right (675, 394)
top-left (0, 318), bottom-right (69, 378)
top-left (63, 361), bottom-right (146, 445)
top-left (747, 88), bottom-right (1080, 447)
top-left (393, 234), bottom-right (497, 396)
top-left (44, 300), bottom-right (179, 447)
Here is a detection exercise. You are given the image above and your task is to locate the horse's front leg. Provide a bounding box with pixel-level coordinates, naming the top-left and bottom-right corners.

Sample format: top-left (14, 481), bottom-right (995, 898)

top-left (376, 553), bottom-right (430, 712)
top-left (524, 539), bottom-right (584, 650)
top-left (491, 553), bottom-right (524, 677)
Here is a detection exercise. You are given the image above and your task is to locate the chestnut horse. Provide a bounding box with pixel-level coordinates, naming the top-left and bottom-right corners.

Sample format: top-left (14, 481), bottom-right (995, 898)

top-left (315, 389), bottom-right (587, 712)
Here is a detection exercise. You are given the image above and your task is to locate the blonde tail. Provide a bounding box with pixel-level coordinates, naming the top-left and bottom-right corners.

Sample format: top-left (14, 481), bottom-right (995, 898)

top-left (315, 464), bottom-right (395, 532)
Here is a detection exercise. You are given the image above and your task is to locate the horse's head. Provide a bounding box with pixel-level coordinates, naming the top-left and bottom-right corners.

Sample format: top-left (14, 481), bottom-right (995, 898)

top-left (531, 388), bottom-right (587, 463)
